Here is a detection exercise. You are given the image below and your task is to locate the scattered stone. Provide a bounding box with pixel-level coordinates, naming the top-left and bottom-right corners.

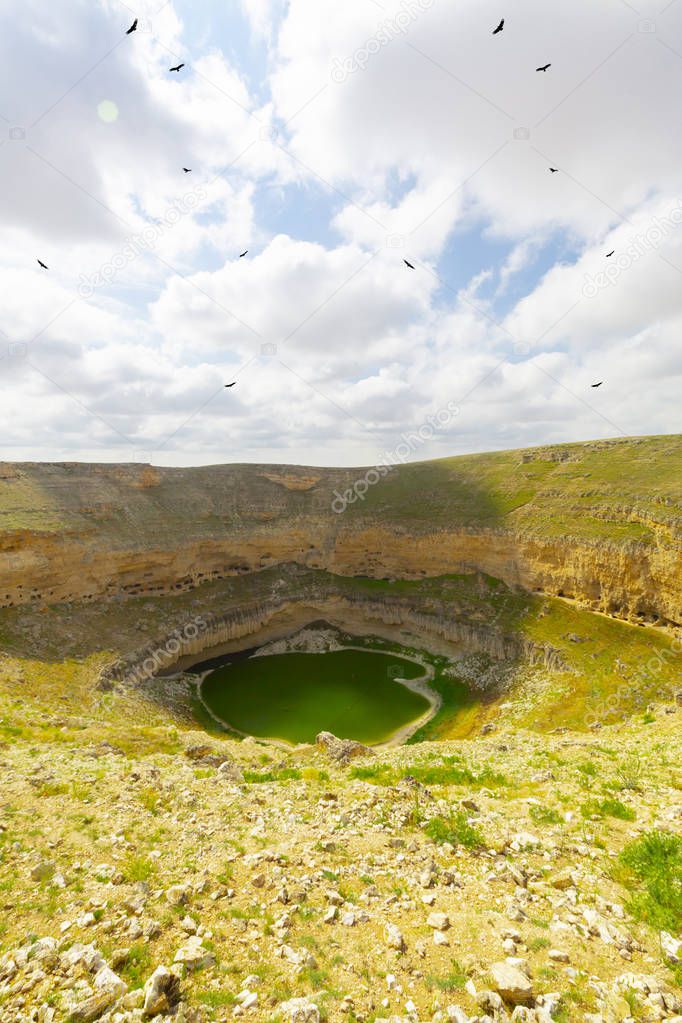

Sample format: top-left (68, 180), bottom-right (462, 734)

top-left (280, 996), bottom-right (321, 1022)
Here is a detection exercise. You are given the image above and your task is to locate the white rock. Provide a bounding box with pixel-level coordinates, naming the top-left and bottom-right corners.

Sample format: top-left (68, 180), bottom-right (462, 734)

top-left (446, 1007), bottom-right (470, 1023)
top-left (661, 931), bottom-right (682, 964)
top-left (385, 923), bottom-right (406, 951)
top-left (173, 936), bottom-right (215, 970)
top-left (93, 965), bottom-right (127, 1000)
top-left (489, 961), bottom-right (534, 1006)
top-left (280, 996), bottom-right (321, 1022)
top-left (548, 949), bottom-right (570, 963)
top-left (427, 911), bottom-right (451, 930)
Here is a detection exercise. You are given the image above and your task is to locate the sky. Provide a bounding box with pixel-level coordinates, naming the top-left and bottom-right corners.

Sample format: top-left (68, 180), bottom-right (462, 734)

top-left (0, 0), bottom-right (681, 467)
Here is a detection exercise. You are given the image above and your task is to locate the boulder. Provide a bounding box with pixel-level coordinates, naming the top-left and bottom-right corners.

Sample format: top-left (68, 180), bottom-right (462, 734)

top-left (661, 931), bottom-right (682, 964)
top-left (315, 731), bottom-right (373, 763)
top-left (142, 965), bottom-right (181, 1016)
top-left (93, 964), bottom-right (127, 999)
top-left (68, 993), bottom-right (117, 1023)
top-left (173, 936), bottom-right (215, 970)
top-left (489, 961), bottom-right (534, 1006)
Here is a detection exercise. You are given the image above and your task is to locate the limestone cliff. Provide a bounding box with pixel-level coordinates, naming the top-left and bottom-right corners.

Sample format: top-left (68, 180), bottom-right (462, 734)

top-left (0, 435), bottom-right (680, 626)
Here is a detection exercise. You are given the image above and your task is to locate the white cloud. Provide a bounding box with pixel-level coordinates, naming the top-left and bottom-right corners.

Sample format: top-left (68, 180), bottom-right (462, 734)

top-left (0, 0), bottom-right (679, 466)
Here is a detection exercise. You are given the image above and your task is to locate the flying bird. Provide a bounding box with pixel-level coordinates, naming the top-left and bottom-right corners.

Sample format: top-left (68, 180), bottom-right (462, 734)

top-left (591, 382), bottom-right (603, 388)
top-left (606, 250), bottom-right (615, 258)
top-left (182, 167), bottom-right (192, 173)
top-left (239, 250), bottom-right (248, 258)
top-left (404, 259), bottom-right (415, 269)
top-left (549, 167), bottom-right (559, 173)
top-left (126, 18), bottom-right (137, 34)
top-left (225, 382), bottom-right (236, 388)
top-left (37, 259), bottom-right (48, 270)
top-left (169, 63), bottom-right (185, 72)
top-left (536, 63), bottom-right (551, 72)
top-left (493, 18), bottom-right (504, 34)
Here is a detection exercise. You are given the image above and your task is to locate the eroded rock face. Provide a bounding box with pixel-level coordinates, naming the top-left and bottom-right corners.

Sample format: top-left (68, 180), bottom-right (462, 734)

top-left (0, 445), bottom-right (680, 626)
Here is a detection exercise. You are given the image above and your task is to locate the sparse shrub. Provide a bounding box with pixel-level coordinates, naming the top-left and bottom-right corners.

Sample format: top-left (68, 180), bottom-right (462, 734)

top-left (529, 804), bottom-right (563, 825)
top-left (349, 757), bottom-right (505, 788)
top-left (580, 798), bottom-right (635, 821)
top-left (618, 830), bottom-right (682, 933)
top-left (137, 786), bottom-right (160, 813)
top-left (122, 853), bottom-right (156, 883)
top-left (243, 768), bottom-right (302, 783)
top-left (120, 943), bottom-right (151, 989)
top-left (426, 962), bottom-right (467, 990)
top-left (423, 809), bottom-right (484, 849)
top-left (616, 754), bottom-right (643, 791)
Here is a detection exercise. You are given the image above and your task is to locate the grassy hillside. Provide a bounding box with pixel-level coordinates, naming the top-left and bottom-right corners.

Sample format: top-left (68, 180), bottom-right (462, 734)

top-left (345, 434), bottom-right (682, 542)
top-left (0, 435), bottom-right (680, 544)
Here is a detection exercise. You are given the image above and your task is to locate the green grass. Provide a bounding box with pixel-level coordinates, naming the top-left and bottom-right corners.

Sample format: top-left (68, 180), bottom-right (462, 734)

top-left (122, 853), bottom-right (156, 883)
top-left (529, 804), bottom-right (563, 825)
top-left (423, 809), bottom-right (485, 849)
top-left (349, 757), bottom-right (505, 788)
top-left (243, 768), bottom-right (303, 783)
top-left (426, 962), bottom-right (468, 991)
top-left (120, 944), bottom-right (152, 989)
top-left (617, 831), bottom-right (682, 934)
top-left (580, 798), bottom-right (636, 821)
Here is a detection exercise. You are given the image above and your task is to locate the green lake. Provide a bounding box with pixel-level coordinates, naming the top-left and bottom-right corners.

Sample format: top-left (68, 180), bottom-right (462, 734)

top-left (199, 648), bottom-right (433, 745)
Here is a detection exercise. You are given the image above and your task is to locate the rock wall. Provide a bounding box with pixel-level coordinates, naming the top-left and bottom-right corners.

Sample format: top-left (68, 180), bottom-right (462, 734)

top-left (0, 453), bottom-right (680, 627)
top-left (100, 593), bottom-right (567, 690)
top-left (1, 523), bottom-right (679, 626)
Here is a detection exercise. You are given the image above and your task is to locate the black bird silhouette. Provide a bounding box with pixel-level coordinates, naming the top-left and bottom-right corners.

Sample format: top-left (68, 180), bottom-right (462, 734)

top-left (37, 259), bottom-right (49, 270)
top-left (606, 250), bottom-right (615, 258)
top-left (182, 167), bottom-right (192, 173)
top-left (224, 382), bottom-right (236, 388)
top-left (169, 63), bottom-right (185, 72)
top-left (404, 259), bottom-right (415, 269)
top-left (239, 250), bottom-right (248, 258)
top-left (591, 382), bottom-right (603, 388)
top-left (493, 18), bottom-right (504, 34)
top-left (536, 63), bottom-right (551, 72)
top-left (549, 167), bottom-right (559, 173)
top-left (126, 18), bottom-right (137, 34)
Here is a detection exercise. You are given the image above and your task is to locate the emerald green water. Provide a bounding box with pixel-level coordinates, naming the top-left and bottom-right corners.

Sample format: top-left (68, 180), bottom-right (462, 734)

top-left (200, 649), bottom-right (432, 745)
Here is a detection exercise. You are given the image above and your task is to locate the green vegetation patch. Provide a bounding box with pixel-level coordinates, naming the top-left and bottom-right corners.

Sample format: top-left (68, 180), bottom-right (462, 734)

top-left (617, 830), bottom-right (682, 934)
top-left (349, 756), bottom-right (505, 788)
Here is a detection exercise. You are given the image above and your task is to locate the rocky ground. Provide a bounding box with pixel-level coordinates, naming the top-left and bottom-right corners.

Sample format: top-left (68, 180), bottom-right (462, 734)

top-left (1, 699), bottom-right (680, 1023)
